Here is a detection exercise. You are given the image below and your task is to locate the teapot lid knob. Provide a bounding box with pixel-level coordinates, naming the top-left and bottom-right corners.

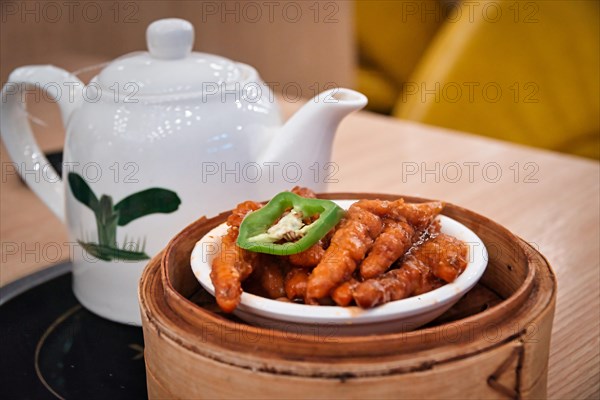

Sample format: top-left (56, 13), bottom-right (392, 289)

top-left (146, 18), bottom-right (194, 60)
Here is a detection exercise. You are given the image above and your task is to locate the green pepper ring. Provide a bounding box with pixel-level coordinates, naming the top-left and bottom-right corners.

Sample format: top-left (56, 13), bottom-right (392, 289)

top-left (236, 192), bottom-right (345, 256)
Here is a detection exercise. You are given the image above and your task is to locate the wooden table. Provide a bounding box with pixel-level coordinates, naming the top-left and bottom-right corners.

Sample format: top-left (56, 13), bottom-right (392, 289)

top-left (1, 99), bottom-right (598, 399)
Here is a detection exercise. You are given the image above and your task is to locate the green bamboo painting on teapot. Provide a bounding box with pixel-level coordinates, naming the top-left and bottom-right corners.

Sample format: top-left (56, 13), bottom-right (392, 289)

top-left (68, 172), bottom-right (181, 261)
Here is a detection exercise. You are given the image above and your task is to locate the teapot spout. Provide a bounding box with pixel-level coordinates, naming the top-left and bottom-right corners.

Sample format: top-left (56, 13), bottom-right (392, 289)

top-left (260, 88), bottom-right (367, 174)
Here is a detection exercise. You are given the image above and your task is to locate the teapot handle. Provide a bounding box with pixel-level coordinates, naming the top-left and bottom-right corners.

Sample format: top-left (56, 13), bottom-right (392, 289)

top-left (0, 65), bottom-right (84, 222)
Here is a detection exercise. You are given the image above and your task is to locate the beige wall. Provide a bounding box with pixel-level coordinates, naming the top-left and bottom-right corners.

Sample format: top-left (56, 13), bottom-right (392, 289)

top-left (0, 0), bottom-right (356, 96)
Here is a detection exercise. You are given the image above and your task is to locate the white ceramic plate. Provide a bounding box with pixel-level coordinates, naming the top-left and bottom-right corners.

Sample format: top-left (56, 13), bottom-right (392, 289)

top-left (191, 200), bottom-right (488, 336)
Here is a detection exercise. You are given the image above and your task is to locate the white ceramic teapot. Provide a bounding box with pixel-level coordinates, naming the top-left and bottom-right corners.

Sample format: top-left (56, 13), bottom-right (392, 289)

top-left (0, 18), bottom-right (367, 325)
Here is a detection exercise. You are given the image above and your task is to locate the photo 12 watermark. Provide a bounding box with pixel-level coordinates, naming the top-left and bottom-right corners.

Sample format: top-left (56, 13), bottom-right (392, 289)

top-left (201, 161), bottom-right (339, 185)
top-left (1, 1), bottom-right (140, 24)
top-left (395, 1), bottom-right (540, 24)
top-left (399, 81), bottom-right (540, 104)
top-left (1, 161), bottom-right (141, 184)
top-left (0, 240), bottom-right (149, 264)
top-left (399, 161), bottom-right (540, 184)
top-left (197, 1), bottom-right (340, 24)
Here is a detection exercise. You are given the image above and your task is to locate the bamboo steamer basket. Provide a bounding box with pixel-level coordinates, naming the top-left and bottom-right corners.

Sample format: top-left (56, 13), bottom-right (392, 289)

top-left (139, 193), bottom-right (556, 399)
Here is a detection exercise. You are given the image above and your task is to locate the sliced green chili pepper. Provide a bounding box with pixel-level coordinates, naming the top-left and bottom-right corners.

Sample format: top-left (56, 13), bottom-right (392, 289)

top-left (237, 191), bottom-right (345, 256)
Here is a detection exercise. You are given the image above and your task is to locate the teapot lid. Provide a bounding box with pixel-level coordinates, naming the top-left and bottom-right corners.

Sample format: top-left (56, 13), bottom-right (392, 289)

top-left (96, 19), bottom-right (247, 97)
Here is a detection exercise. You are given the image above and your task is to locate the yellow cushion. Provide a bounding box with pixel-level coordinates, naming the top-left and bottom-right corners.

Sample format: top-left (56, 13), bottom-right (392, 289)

top-left (356, 0), bottom-right (444, 112)
top-left (356, 66), bottom-right (399, 114)
top-left (393, 0), bottom-right (599, 159)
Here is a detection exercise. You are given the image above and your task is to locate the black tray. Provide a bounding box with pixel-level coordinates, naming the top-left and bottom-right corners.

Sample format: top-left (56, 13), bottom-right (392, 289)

top-left (0, 263), bottom-right (147, 399)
